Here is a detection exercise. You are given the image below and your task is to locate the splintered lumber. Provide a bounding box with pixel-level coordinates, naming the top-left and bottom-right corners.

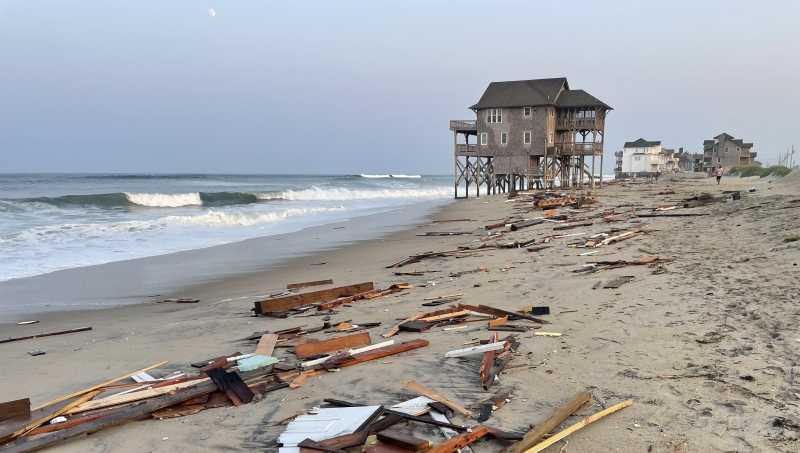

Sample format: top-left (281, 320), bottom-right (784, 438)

top-left (324, 399), bottom-right (466, 431)
top-left (253, 282), bottom-right (374, 315)
top-left (420, 310), bottom-right (470, 323)
top-left (287, 279), bottom-right (334, 290)
top-left (255, 333), bottom-right (279, 356)
top-left (333, 339), bottom-right (429, 368)
top-left (31, 361), bottom-right (168, 411)
top-left (488, 317), bottom-right (508, 328)
top-left (507, 392), bottom-right (591, 453)
top-left (509, 219), bottom-right (544, 231)
top-left (403, 380), bottom-right (472, 418)
top-left (445, 342), bottom-right (506, 358)
top-left (553, 221), bottom-right (593, 231)
top-left (206, 369), bottom-right (253, 406)
top-left (480, 334), bottom-right (499, 390)
top-left (295, 332), bottom-right (372, 359)
top-left (0, 399), bottom-right (30, 422)
top-left (0, 390), bottom-right (101, 444)
top-left (460, 304), bottom-right (548, 324)
top-left (376, 430), bottom-right (432, 451)
top-left (596, 230), bottom-right (638, 247)
top-left (65, 378), bottom-right (210, 414)
top-left (0, 327), bottom-right (92, 345)
top-left (427, 425), bottom-right (489, 453)
top-left (383, 313), bottom-right (424, 338)
top-left (522, 400), bottom-right (633, 453)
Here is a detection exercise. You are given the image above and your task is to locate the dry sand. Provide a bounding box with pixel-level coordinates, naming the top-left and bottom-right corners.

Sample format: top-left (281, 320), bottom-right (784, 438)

top-left (1, 173), bottom-right (799, 452)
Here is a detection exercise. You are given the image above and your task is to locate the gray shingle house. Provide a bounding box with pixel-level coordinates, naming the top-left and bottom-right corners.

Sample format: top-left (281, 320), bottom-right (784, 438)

top-left (702, 133), bottom-right (757, 173)
top-left (449, 77), bottom-right (611, 197)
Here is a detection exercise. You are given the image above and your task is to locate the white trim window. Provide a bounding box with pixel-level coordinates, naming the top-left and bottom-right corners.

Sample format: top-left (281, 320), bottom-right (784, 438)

top-left (523, 130), bottom-right (532, 145)
top-left (486, 108), bottom-right (502, 123)
top-left (479, 132), bottom-right (488, 145)
top-left (523, 107), bottom-right (532, 117)
top-left (500, 132), bottom-right (508, 145)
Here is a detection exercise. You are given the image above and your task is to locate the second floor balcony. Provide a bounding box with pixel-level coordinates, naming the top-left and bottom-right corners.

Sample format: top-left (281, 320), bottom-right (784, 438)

top-left (556, 117), bottom-right (599, 130)
top-left (449, 120), bottom-right (477, 133)
top-left (553, 142), bottom-right (603, 155)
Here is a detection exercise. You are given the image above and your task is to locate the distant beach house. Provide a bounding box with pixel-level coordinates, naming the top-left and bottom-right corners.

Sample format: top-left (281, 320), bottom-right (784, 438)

top-left (616, 138), bottom-right (678, 178)
top-left (449, 77), bottom-right (611, 197)
top-left (703, 133), bottom-right (757, 173)
top-left (675, 148), bottom-right (704, 172)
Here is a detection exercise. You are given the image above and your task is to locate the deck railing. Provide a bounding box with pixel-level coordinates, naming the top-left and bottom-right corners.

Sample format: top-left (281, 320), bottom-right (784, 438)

top-left (449, 120), bottom-right (477, 131)
top-left (555, 118), bottom-right (598, 130)
top-left (553, 142), bottom-right (603, 155)
top-left (455, 143), bottom-right (480, 155)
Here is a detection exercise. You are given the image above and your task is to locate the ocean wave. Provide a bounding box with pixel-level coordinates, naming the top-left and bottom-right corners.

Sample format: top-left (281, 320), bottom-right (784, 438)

top-left (13, 191), bottom-right (263, 208)
top-left (269, 186), bottom-right (450, 201)
top-left (125, 192), bottom-right (203, 207)
top-left (360, 174), bottom-right (422, 179)
top-left (161, 206), bottom-right (345, 226)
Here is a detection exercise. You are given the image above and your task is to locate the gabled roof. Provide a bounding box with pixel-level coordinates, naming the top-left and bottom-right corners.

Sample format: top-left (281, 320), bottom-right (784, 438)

top-left (556, 89), bottom-right (613, 109)
top-left (714, 133), bottom-right (734, 140)
top-left (471, 77), bottom-right (568, 109)
top-left (624, 138), bottom-right (661, 148)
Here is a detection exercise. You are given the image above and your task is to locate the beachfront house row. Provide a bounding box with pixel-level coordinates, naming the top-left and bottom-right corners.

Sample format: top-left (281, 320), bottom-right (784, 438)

top-left (703, 133), bottom-right (757, 173)
top-left (616, 138), bottom-right (675, 178)
top-left (449, 77), bottom-right (612, 197)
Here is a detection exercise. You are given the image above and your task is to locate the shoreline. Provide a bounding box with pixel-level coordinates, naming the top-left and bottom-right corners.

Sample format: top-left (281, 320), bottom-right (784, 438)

top-left (0, 199), bottom-right (450, 322)
top-left (2, 174), bottom-right (799, 452)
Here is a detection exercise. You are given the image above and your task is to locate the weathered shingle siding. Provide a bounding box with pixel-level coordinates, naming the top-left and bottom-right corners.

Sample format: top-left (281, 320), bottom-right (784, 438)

top-left (476, 106), bottom-right (551, 173)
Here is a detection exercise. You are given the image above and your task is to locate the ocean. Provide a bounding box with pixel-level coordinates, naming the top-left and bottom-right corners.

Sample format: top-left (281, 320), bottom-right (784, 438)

top-left (0, 174), bottom-right (452, 283)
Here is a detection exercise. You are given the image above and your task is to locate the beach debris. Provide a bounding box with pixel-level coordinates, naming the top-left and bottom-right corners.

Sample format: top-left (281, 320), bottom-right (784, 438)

top-left (27, 350), bottom-right (46, 357)
top-left (398, 320), bottom-right (432, 333)
top-left (602, 276), bottom-right (635, 289)
top-left (278, 405), bottom-right (383, 453)
top-left (574, 255), bottom-right (668, 273)
top-left (255, 333), bottom-right (279, 356)
top-left (479, 334), bottom-right (501, 389)
top-left (376, 429), bottom-right (432, 451)
top-left (383, 313), bottom-right (424, 338)
top-left (295, 332), bottom-right (372, 359)
top-left (404, 380), bottom-right (473, 417)
top-left (16, 321), bottom-right (39, 326)
top-left (237, 355), bottom-right (279, 372)
top-left (161, 298), bottom-right (200, 303)
top-left (1, 326), bottom-right (93, 345)
top-left (476, 390), bottom-right (512, 422)
top-left (445, 342), bottom-right (506, 358)
top-left (508, 392), bottom-right (591, 453)
top-left (421, 309), bottom-right (471, 323)
top-left (206, 368), bottom-right (254, 406)
top-left (533, 332), bottom-right (562, 337)
top-left (418, 231), bottom-right (472, 236)
top-left (287, 278), bottom-right (334, 290)
top-left (529, 306), bottom-right (550, 316)
top-left (526, 245), bottom-right (551, 253)
top-left (0, 398), bottom-right (30, 422)
top-left (459, 304), bottom-right (549, 324)
top-left (449, 267), bottom-right (488, 278)
top-left (553, 221), bottom-right (593, 231)
top-left (427, 425), bottom-right (489, 453)
top-left (637, 212), bottom-right (709, 218)
top-left (521, 400), bottom-right (633, 452)
top-left (254, 282), bottom-right (375, 315)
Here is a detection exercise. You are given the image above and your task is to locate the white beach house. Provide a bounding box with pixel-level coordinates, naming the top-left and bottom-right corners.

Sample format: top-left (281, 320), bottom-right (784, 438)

top-left (619, 138), bottom-right (667, 178)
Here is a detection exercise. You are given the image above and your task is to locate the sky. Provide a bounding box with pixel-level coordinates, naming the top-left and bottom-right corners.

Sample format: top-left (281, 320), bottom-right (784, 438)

top-left (1, 0), bottom-right (798, 174)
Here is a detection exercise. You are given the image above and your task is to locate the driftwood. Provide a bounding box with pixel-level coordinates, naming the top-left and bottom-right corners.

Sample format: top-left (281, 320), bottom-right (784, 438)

top-left (0, 327), bottom-right (93, 345)
top-left (522, 400), bottom-right (632, 452)
top-left (507, 392), bottom-right (591, 453)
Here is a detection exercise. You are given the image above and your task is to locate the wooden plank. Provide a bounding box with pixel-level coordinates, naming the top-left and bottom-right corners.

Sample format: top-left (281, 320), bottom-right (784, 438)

top-left (65, 379), bottom-right (209, 415)
top-left (254, 282), bottom-right (374, 314)
top-left (254, 333), bottom-right (279, 356)
top-left (487, 317), bottom-right (508, 328)
top-left (31, 361), bottom-right (168, 411)
top-left (294, 332), bottom-right (372, 359)
top-left (0, 327), bottom-right (92, 345)
top-left (287, 279), bottom-right (334, 290)
top-left (522, 400), bottom-right (632, 453)
top-left (383, 313), bottom-right (424, 338)
top-left (420, 310), bottom-right (470, 323)
top-left (426, 425), bottom-right (489, 453)
top-left (444, 342), bottom-right (505, 358)
top-left (365, 442), bottom-right (415, 453)
top-left (403, 380), bottom-right (472, 418)
top-left (332, 340), bottom-right (429, 369)
top-left (507, 392), bottom-right (591, 453)
top-left (0, 390), bottom-right (100, 444)
top-left (376, 430), bottom-right (432, 451)
top-left (323, 399), bottom-right (466, 431)
top-left (459, 304), bottom-right (548, 324)
top-left (0, 400), bottom-right (29, 423)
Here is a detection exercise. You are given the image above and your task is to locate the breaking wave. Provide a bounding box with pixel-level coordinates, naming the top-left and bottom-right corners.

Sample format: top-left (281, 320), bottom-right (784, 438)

top-left (271, 186), bottom-right (450, 201)
top-left (360, 174), bottom-right (422, 179)
top-left (11, 187), bottom-right (450, 208)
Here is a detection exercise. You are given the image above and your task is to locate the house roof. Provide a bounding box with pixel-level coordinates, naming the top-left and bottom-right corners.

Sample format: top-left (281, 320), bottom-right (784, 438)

top-left (471, 78), bottom-right (568, 109)
top-left (555, 89), bottom-right (613, 109)
top-left (624, 138), bottom-right (661, 148)
top-left (714, 133), bottom-right (734, 140)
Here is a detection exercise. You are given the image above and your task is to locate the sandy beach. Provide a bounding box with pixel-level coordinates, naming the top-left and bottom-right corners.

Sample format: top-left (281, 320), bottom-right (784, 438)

top-left (2, 173), bottom-right (800, 452)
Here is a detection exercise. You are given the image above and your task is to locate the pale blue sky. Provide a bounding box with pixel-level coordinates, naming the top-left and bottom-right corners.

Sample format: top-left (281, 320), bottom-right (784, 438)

top-left (1, 0), bottom-right (798, 173)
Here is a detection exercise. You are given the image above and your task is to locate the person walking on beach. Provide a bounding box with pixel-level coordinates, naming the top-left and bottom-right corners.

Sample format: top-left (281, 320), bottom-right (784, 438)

top-left (715, 166), bottom-right (723, 184)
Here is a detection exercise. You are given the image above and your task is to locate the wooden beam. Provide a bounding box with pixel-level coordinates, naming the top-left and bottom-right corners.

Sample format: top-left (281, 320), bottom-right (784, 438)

top-left (333, 340), bottom-right (429, 368)
top-left (253, 282), bottom-right (374, 314)
top-left (294, 332), bottom-right (372, 359)
top-left (0, 327), bottom-right (92, 345)
top-left (403, 380), bottom-right (472, 418)
top-left (427, 426), bottom-right (489, 453)
top-left (522, 400), bottom-right (632, 452)
top-left (0, 399), bottom-right (29, 423)
top-left (254, 333), bottom-right (279, 356)
top-left (383, 313), bottom-right (424, 338)
top-left (507, 392), bottom-right (591, 453)
top-left (376, 430), bottom-right (432, 451)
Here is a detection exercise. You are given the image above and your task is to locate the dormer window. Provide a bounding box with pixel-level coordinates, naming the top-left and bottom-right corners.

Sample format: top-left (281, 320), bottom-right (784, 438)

top-left (486, 108), bottom-right (502, 124)
top-left (523, 107), bottom-right (532, 117)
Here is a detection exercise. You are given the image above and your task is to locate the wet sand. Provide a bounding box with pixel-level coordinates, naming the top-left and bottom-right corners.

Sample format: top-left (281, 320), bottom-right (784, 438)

top-left (1, 173), bottom-right (799, 452)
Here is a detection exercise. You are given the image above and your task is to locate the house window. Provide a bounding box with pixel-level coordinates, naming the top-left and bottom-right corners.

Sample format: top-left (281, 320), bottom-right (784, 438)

top-left (486, 108), bottom-right (502, 124)
top-left (523, 130), bottom-right (532, 145)
top-left (500, 132), bottom-right (508, 145)
top-left (479, 133), bottom-right (487, 145)
top-left (523, 107), bottom-right (532, 117)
